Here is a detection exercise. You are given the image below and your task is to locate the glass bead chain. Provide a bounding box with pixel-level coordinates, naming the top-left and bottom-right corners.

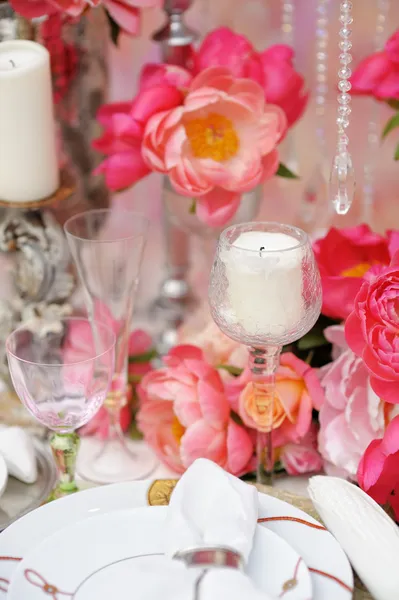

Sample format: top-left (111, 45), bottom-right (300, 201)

top-left (281, 0), bottom-right (294, 46)
top-left (362, 0), bottom-right (390, 221)
top-left (299, 0), bottom-right (330, 226)
top-left (330, 1), bottom-right (355, 215)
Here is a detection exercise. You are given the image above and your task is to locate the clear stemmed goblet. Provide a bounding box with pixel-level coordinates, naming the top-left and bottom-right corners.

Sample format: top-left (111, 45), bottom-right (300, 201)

top-left (64, 209), bottom-right (157, 483)
top-left (208, 222), bottom-right (322, 485)
top-left (6, 318), bottom-right (115, 501)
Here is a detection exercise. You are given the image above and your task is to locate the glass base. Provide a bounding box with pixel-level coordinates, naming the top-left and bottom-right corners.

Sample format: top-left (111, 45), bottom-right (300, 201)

top-left (46, 482), bottom-right (79, 503)
top-left (77, 436), bottom-right (158, 484)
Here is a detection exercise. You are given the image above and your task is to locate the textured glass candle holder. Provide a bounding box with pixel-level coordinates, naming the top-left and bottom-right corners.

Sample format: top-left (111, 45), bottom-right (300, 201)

top-left (208, 222), bottom-right (322, 485)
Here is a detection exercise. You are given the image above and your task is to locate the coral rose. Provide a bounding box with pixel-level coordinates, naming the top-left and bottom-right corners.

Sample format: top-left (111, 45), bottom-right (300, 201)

top-left (137, 345), bottom-right (254, 475)
top-left (345, 253), bottom-right (399, 404)
top-left (313, 225), bottom-right (399, 320)
top-left (358, 415), bottom-right (399, 520)
top-left (351, 30), bottom-right (399, 101)
top-left (319, 325), bottom-right (395, 479)
top-left (142, 66), bottom-right (287, 227)
top-left (238, 352), bottom-right (324, 445)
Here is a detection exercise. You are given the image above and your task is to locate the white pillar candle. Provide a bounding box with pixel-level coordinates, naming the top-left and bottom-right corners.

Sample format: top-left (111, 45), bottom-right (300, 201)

top-left (0, 40), bottom-right (59, 203)
top-left (220, 231), bottom-right (304, 339)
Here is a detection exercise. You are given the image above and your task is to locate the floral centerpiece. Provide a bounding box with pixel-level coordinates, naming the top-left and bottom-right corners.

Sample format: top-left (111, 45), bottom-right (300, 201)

top-left (93, 28), bottom-right (308, 228)
top-left (100, 223), bottom-right (399, 522)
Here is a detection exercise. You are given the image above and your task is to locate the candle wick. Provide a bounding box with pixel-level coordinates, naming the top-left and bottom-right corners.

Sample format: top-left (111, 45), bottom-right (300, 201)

top-left (259, 246), bottom-right (265, 257)
top-left (9, 59), bottom-right (15, 68)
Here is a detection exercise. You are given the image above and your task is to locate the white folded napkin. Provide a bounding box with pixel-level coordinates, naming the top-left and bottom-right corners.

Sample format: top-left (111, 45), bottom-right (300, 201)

top-left (165, 458), bottom-right (257, 561)
top-left (0, 426), bottom-right (38, 484)
top-left (308, 475), bottom-right (399, 600)
top-left (137, 459), bottom-right (272, 600)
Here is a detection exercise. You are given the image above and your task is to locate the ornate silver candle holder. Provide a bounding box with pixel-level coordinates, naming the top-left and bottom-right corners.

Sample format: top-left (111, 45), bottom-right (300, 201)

top-left (0, 170), bottom-right (75, 380)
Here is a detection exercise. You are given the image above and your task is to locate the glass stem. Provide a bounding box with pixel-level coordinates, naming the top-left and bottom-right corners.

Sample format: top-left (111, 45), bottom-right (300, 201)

top-left (249, 346), bottom-right (281, 486)
top-left (50, 432), bottom-right (80, 494)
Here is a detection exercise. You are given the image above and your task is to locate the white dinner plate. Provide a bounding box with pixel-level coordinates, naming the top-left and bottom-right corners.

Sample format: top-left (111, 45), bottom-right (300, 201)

top-left (0, 480), bottom-right (353, 599)
top-left (0, 456), bottom-right (7, 500)
top-left (8, 506), bottom-right (312, 600)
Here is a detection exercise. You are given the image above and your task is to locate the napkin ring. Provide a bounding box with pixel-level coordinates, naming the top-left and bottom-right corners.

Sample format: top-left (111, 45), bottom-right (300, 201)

top-left (174, 547), bottom-right (244, 570)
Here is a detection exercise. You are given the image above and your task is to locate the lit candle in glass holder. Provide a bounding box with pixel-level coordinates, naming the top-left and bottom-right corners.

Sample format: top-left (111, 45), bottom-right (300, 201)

top-left (221, 230), bottom-right (305, 340)
top-left (209, 222), bottom-right (322, 485)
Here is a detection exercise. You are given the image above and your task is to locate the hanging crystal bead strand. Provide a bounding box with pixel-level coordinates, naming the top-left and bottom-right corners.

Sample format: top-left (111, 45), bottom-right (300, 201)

top-left (330, 1), bottom-right (355, 215)
top-left (280, 0), bottom-right (298, 172)
top-left (300, 0), bottom-right (330, 226)
top-left (281, 0), bottom-right (294, 45)
top-left (362, 0), bottom-right (390, 223)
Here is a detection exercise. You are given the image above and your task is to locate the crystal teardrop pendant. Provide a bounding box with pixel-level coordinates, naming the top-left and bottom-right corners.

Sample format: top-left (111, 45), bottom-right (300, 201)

top-left (330, 151), bottom-right (355, 215)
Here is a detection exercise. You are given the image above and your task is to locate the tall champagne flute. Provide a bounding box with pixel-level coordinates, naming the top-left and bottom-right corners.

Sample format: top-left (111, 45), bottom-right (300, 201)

top-left (6, 318), bottom-right (115, 501)
top-left (64, 209), bottom-right (156, 483)
top-left (208, 222), bottom-right (322, 485)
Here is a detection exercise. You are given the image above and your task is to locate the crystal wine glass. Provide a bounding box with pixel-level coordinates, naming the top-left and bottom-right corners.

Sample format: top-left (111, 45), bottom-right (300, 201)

top-left (208, 222), bottom-right (322, 485)
top-left (64, 209), bottom-right (157, 483)
top-left (6, 318), bottom-right (115, 501)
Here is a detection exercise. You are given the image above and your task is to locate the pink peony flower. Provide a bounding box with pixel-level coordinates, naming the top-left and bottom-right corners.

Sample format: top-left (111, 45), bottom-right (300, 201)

top-left (238, 352), bottom-right (325, 446)
top-left (137, 345), bottom-right (254, 475)
top-left (194, 27), bottom-right (264, 86)
top-left (128, 328), bottom-right (154, 379)
top-left (259, 45), bottom-right (309, 127)
top-left (193, 29), bottom-right (308, 127)
top-left (358, 415), bottom-right (399, 520)
top-left (351, 30), bottom-right (399, 101)
top-left (94, 83), bottom-right (184, 190)
top-left (345, 252), bottom-right (399, 404)
top-left (10, 0), bottom-right (160, 35)
top-left (280, 423), bottom-right (323, 475)
top-left (313, 225), bottom-right (399, 320)
top-left (319, 325), bottom-right (392, 479)
top-left (142, 66), bottom-right (287, 227)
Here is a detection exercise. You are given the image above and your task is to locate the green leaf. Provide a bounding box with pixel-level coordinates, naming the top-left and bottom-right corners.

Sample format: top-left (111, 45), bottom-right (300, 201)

top-left (395, 143), bottom-right (399, 161)
top-left (276, 162), bottom-right (299, 179)
top-left (297, 331), bottom-right (328, 351)
top-left (128, 349), bottom-right (157, 364)
top-left (106, 11), bottom-right (121, 45)
top-left (216, 364), bottom-right (244, 377)
top-left (382, 112), bottom-right (399, 139)
top-left (387, 99), bottom-right (399, 111)
top-left (189, 200), bottom-right (196, 214)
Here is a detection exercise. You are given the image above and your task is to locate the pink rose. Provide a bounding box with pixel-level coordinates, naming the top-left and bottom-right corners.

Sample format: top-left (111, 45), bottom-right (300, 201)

top-left (313, 225), bottom-right (398, 320)
top-left (280, 423), bottom-right (323, 475)
top-left (358, 415), bottom-right (399, 520)
top-left (94, 83), bottom-right (183, 190)
top-left (260, 45), bottom-right (309, 127)
top-left (142, 66), bottom-right (287, 227)
top-left (137, 345), bottom-right (254, 475)
top-left (345, 253), bottom-right (399, 404)
top-left (194, 27), bottom-right (264, 85)
top-left (319, 325), bottom-right (388, 479)
top-left (238, 352), bottom-right (325, 446)
top-left (351, 30), bottom-right (399, 100)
